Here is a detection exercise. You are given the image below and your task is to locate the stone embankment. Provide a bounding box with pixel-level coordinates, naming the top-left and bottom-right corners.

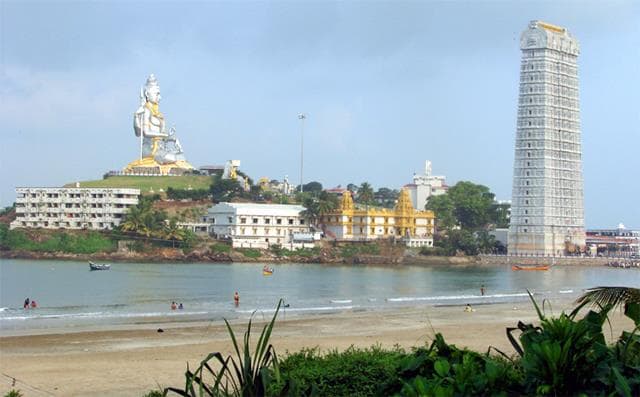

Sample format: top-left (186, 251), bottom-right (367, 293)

top-left (479, 255), bottom-right (627, 266)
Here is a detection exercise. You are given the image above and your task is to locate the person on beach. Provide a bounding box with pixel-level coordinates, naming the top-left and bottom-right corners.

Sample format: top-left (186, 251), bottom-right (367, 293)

top-left (30, 300), bottom-right (37, 309)
top-left (178, 303), bottom-right (183, 310)
top-left (464, 304), bottom-right (474, 313)
top-left (480, 285), bottom-right (486, 296)
top-left (23, 298), bottom-right (30, 309)
top-left (234, 291), bottom-right (240, 306)
top-left (171, 301), bottom-right (177, 310)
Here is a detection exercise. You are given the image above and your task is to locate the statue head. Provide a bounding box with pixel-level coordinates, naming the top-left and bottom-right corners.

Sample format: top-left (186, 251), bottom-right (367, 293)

top-left (144, 74), bottom-right (161, 104)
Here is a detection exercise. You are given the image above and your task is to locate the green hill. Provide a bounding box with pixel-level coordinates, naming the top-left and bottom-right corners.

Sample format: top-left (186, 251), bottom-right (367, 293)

top-left (65, 175), bottom-right (212, 195)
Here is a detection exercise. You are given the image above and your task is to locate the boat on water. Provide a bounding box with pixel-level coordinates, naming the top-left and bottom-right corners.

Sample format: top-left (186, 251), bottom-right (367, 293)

top-left (511, 264), bottom-right (549, 271)
top-left (89, 262), bottom-right (111, 271)
top-left (262, 266), bottom-right (274, 276)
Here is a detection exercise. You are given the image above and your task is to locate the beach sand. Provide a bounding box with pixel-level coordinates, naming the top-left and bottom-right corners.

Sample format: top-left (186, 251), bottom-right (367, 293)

top-left (0, 300), bottom-right (634, 397)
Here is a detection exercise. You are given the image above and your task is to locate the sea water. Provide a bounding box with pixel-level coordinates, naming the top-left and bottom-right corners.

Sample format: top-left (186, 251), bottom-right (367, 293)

top-left (0, 259), bottom-right (638, 333)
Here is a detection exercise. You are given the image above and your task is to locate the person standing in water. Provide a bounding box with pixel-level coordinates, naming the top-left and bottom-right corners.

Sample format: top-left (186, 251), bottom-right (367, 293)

top-left (480, 285), bottom-right (486, 296)
top-left (234, 291), bottom-right (240, 306)
top-left (23, 298), bottom-right (30, 309)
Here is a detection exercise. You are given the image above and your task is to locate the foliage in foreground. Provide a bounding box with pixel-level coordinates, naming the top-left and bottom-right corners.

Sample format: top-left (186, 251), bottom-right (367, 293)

top-left (506, 289), bottom-right (640, 396)
top-left (269, 345), bottom-right (407, 396)
top-left (165, 300), bottom-right (284, 397)
top-left (158, 288), bottom-right (640, 397)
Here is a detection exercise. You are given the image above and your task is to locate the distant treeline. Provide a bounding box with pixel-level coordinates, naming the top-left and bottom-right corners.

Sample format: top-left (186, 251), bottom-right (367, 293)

top-left (166, 187), bottom-right (210, 201)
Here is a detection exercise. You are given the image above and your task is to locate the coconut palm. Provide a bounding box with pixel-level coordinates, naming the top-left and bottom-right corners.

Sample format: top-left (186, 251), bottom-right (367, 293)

top-left (576, 286), bottom-right (640, 325)
top-left (357, 182), bottom-right (374, 205)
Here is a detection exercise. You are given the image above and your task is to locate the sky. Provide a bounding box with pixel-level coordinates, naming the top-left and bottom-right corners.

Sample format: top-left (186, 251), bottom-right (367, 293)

top-left (0, 0), bottom-right (638, 229)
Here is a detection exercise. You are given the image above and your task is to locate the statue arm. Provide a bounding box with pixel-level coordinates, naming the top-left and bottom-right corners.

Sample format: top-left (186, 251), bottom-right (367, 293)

top-left (142, 108), bottom-right (168, 137)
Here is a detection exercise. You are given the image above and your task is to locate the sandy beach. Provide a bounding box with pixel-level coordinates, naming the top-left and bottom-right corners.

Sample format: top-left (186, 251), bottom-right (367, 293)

top-left (0, 299), bottom-right (634, 397)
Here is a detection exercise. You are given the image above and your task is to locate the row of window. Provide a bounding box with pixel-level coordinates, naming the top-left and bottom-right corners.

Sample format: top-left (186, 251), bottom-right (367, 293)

top-left (519, 96), bottom-right (578, 108)
top-left (237, 227), bottom-right (306, 236)
top-left (521, 60), bottom-right (577, 75)
top-left (237, 217), bottom-right (302, 225)
top-left (15, 221), bottom-right (117, 228)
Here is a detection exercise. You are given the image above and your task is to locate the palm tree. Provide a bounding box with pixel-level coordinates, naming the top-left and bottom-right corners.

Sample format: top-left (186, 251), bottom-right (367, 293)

top-left (317, 191), bottom-right (338, 216)
top-left (576, 286), bottom-right (640, 326)
top-left (119, 205), bottom-right (145, 234)
top-left (576, 286), bottom-right (640, 310)
top-left (357, 182), bottom-right (374, 205)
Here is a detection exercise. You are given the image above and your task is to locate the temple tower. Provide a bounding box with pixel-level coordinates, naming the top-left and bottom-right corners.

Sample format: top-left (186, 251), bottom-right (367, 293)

top-left (508, 21), bottom-right (585, 255)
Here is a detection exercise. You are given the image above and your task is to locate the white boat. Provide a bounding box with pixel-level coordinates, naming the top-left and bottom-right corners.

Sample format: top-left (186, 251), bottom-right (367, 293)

top-left (89, 262), bottom-right (111, 271)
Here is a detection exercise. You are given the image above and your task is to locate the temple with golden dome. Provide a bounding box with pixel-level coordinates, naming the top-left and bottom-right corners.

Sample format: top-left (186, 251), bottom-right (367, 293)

top-left (318, 189), bottom-right (435, 247)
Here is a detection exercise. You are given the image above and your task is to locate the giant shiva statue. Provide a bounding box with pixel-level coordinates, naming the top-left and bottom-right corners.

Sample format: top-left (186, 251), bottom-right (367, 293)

top-left (124, 74), bottom-right (193, 174)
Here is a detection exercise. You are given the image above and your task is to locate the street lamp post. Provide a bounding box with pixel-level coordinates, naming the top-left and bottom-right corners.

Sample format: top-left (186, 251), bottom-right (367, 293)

top-left (298, 113), bottom-right (306, 193)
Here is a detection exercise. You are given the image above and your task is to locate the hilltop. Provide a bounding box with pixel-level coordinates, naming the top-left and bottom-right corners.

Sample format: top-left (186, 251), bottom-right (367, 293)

top-left (64, 175), bottom-right (213, 195)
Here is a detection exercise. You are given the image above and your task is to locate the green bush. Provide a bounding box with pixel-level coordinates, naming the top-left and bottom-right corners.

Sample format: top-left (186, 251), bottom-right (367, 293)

top-left (398, 334), bottom-right (522, 396)
top-left (210, 242), bottom-right (231, 254)
top-left (237, 248), bottom-right (262, 258)
top-left (419, 246), bottom-right (450, 256)
top-left (270, 345), bottom-right (406, 397)
top-left (0, 227), bottom-right (116, 254)
top-left (3, 390), bottom-right (23, 397)
top-left (339, 243), bottom-right (380, 258)
top-left (140, 391), bottom-right (163, 397)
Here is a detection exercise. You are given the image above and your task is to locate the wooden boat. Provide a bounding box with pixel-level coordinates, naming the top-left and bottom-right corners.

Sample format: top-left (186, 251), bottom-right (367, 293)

top-left (262, 266), bottom-right (274, 276)
top-left (89, 262), bottom-right (111, 271)
top-left (511, 264), bottom-right (549, 271)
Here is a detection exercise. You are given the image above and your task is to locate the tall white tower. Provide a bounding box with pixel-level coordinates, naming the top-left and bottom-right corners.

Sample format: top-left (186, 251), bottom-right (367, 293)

top-left (508, 21), bottom-right (585, 256)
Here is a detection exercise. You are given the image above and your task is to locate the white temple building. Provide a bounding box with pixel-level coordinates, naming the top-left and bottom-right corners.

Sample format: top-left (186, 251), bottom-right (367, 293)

top-left (404, 161), bottom-right (447, 210)
top-left (508, 21), bottom-right (586, 255)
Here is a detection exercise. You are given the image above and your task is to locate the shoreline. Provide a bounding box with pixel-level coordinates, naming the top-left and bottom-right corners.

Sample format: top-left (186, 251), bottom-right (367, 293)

top-left (1, 249), bottom-right (626, 267)
top-left (1, 300), bottom-right (634, 396)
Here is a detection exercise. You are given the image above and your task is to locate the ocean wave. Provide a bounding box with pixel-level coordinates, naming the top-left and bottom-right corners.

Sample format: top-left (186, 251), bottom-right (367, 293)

top-left (0, 310), bottom-right (210, 322)
top-left (236, 305), bottom-right (356, 314)
top-left (559, 289), bottom-right (574, 294)
top-left (330, 299), bottom-right (352, 304)
top-left (386, 292), bottom-right (530, 303)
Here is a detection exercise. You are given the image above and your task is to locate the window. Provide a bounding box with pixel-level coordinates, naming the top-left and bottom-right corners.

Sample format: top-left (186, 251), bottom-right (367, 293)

top-left (276, 218), bottom-right (282, 225)
top-left (288, 219), bottom-right (294, 225)
top-left (300, 219), bottom-right (305, 225)
top-left (265, 218), bottom-right (270, 224)
top-left (252, 218), bottom-right (258, 224)
top-left (240, 217), bottom-right (246, 224)
top-left (228, 217), bottom-right (233, 223)
top-left (525, 200), bottom-right (529, 205)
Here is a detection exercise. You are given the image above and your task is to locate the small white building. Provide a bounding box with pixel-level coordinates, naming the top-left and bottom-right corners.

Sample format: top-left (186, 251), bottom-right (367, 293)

top-left (206, 202), bottom-right (312, 249)
top-left (10, 187), bottom-right (140, 230)
top-left (405, 160), bottom-right (447, 210)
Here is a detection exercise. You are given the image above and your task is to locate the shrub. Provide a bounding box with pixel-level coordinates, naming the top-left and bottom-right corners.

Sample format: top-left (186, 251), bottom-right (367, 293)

top-left (0, 229), bottom-right (116, 254)
top-left (210, 242), bottom-right (231, 254)
top-left (237, 248), bottom-right (262, 259)
top-left (419, 246), bottom-right (449, 256)
top-left (271, 345), bottom-right (406, 397)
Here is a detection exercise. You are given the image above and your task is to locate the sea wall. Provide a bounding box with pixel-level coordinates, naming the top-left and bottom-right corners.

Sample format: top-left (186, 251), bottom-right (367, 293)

top-left (479, 255), bottom-right (619, 266)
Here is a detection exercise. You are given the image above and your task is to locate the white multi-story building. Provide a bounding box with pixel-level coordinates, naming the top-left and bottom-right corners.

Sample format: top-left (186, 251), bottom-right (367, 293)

top-left (405, 161), bottom-right (447, 210)
top-left (508, 21), bottom-right (585, 255)
top-left (205, 202), bottom-right (312, 249)
top-left (10, 187), bottom-right (140, 230)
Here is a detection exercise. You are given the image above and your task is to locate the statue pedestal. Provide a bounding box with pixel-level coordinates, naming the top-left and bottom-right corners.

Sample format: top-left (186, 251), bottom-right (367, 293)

top-left (124, 157), bottom-right (194, 176)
